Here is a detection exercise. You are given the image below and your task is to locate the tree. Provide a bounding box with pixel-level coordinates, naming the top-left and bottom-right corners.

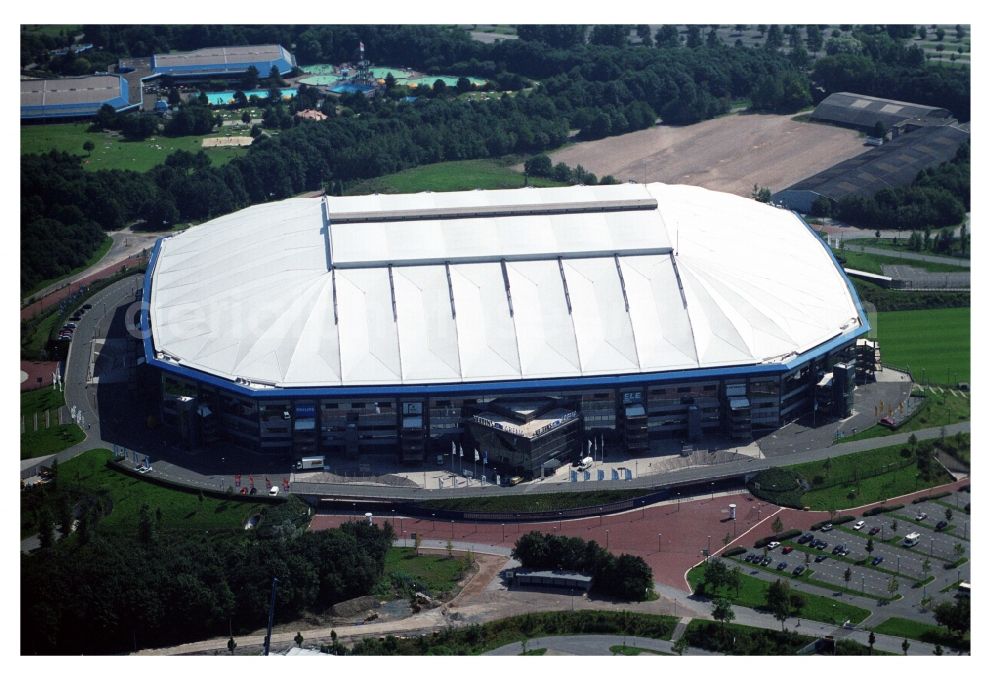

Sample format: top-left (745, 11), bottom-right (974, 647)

top-left (752, 184), bottom-right (772, 203)
top-left (902, 638), bottom-right (910, 655)
top-left (865, 537), bottom-right (875, 557)
top-left (384, 72), bottom-right (396, 90)
top-left (524, 154), bottom-right (553, 177)
top-left (890, 519), bottom-right (898, 535)
top-left (413, 532), bottom-right (422, 555)
top-left (702, 557), bottom-right (731, 595)
top-left (167, 87), bottom-right (181, 105)
top-left (455, 76), bottom-right (473, 94)
top-left (953, 542), bottom-right (965, 559)
top-left (138, 503), bottom-right (155, 545)
top-left (241, 66), bottom-right (259, 90)
top-left (933, 644), bottom-right (944, 656)
top-left (655, 25), bottom-right (680, 49)
top-left (945, 507), bottom-right (953, 522)
top-left (873, 121), bottom-right (887, 139)
top-left (936, 28), bottom-right (946, 41)
top-left (766, 579), bottom-right (792, 630)
top-left (765, 25), bottom-right (784, 50)
top-left (83, 140), bottom-right (95, 155)
top-left (888, 576), bottom-right (899, 597)
top-left (241, 111), bottom-right (252, 124)
top-left (432, 79), bottom-right (448, 97)
top-left (868, 631), bottom-right (876, 655)
top-left (711, 596), bottom-right (734, 635)
top-left (232, 90), bottom-right (248, 108)
top-left (922, 558), bottom-right (932, 579)
top-left (685, 26), bottom-right (702, 49)
top-left (806, 25), bottom-right (824, 54)
top-left (294, 631), bottom-right (303, 647)
top-left (38, 507), bottom-right (54, 549)
top-left (843, 567), bottom-right (852, 588)
top-left (227, 636), bottom-right (237, 654)
top-left (446, 539), bottom-right (454, 558)
top-left (771, 515), bottom-right (783, 534)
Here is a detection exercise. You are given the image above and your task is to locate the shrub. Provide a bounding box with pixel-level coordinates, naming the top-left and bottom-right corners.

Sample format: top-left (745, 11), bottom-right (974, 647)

top-left (753, 530), bottom-right (802, 549)
top-left (862, 504), bottom-right (903, 517)
top-left (747, 468), bottom-right (805, 508)
top-left (913, 491), bottom-right (952, 504)
top-left (722, 546), bottom-right (747, 558)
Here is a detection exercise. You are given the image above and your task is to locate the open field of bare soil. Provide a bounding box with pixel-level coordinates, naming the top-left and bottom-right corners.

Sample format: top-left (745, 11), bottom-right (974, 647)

top-left (543, 113), bottom-right (871, 198)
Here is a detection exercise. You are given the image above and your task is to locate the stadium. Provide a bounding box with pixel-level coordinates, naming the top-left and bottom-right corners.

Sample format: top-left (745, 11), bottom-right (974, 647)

top-left (141, 183), bottom-right (869, 479)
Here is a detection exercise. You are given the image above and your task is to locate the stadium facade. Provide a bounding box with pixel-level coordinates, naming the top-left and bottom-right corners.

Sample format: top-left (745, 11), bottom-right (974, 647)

top-left (20, 75), bottom-right (137, 120)
top-left (151, 44), bottom-right (296, 79)
top-left (141, 184), bottom-right (869, 479)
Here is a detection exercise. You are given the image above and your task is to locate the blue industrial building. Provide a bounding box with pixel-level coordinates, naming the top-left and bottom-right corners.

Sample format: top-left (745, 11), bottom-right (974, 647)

top-left (20, 75), bottom-right (137, 121)
top-left (151, 44), bottom-right (296, 79)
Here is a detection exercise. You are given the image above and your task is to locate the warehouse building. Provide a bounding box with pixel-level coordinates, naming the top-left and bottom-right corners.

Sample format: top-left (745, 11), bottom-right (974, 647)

top-left (151, 44), bottom-right (296, 79)
top-left (141, 183), bottom-right (869, 478)
top-left (810, 91), bottom-right (954, 135)
top-left (773, 124), bottom-right (970, 214)
top-left (20, 74), bottom-right (138, 120)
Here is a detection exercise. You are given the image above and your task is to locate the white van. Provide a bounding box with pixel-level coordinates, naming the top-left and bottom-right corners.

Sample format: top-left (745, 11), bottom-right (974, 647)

top-left (576, 456), bottom-right (594, 470)
top-left (903, 532), bottom-right (920, 547)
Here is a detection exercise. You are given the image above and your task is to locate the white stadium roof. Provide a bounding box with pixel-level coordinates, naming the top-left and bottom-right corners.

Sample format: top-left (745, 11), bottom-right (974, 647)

top-left (148, 183), bottom-right (862, 389)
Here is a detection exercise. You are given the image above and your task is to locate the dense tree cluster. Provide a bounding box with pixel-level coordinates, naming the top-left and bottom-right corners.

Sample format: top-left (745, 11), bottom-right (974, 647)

top-left (512, 531), bottom-right (653, 601)
top-left (21, 519), bottom-right (394, 654)
top-left (832, 144), bottom-right (969, 229)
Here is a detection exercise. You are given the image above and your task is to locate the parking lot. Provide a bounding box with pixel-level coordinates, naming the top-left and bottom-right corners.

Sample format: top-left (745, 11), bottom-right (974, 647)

top-left (738, 491), bottom-right (970, 601)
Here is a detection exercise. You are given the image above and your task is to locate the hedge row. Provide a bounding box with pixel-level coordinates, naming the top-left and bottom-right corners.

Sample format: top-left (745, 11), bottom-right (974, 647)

top-left (810, 515), bottom-right (854, 531)
top-left (913, 491), bottom-right (953, 504)
top-left (753, 529), bottom-right (802, 549)
top-left (959, 485), bottom-right (970, 493)
top-left (862, 504), bottom-right (904, 517)
top-left (721, 546), bottom-right (747, 558)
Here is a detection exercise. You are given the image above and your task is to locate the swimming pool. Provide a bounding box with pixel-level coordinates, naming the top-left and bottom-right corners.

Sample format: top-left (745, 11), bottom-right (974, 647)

top-left (203, 88), bottom-right (299, 106)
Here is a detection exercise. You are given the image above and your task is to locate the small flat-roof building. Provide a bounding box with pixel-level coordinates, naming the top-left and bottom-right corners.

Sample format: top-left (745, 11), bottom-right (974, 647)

top-left (151, 44), bottom-right (296, 79)
top-left (21, 75), bottom-right (136, 120)
top-left (509, 569), bottom-right (593, 591)
top-left (773, 124), bottom-right (969, 214)
top-left (811, 92), bottom-right (953, 134)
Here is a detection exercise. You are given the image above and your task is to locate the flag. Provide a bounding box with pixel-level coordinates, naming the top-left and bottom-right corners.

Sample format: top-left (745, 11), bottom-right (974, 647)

top-left (483, 450), bottom-right (488, 465)
top-left (459, 444), bottom-right (464, 458)
top-left (359, 41), bottom-right (365, 51)
top-left (374, 402), bottom-right (381, 414)
top-left (474, 448), bottom-right (480, 462)
top-left (452, 441), bottom-right (456, 456)
top-left (587, 439), bottom-right (592, 454)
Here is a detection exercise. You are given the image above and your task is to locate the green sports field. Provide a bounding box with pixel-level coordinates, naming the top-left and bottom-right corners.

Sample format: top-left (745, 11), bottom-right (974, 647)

top-left (21, 122), bottom-right (248, 172)
top-left (345, 159), bottom-right (569, 195)
top-left (873, 308), bottom-right (970, 385)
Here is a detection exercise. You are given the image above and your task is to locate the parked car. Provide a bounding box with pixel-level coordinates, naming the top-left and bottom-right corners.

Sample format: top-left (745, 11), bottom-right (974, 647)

top-left (853, 520), bottom-right (866, 530)
top-left (869, 526), bottom-right (881, 536)
top-left (915, 512), bottom-right (928, 521)
top-left (752, 555), bottom-right (763, 564)
top-left (872, 557), bottom-right (884, 566)
top-left (138, 466), bottom-right (152, 474)
top-left (793, 565), bottom-right (806, 576)
top-left (815, 540), bottom-right (828, 550)
top-left (935, 520), bottom-right (948, 531)
top-left (820, 523), bottom-right (834, 532)
top-left (798, 533), bottom-right (814, 544)
top-left (82, 304), bottom-right (93, 310)
top-left (777, 561), bottom-right (788, 571)
top-left (832, 544), bottom-right (844, 555)
top-left (815, 555), bottom-right (827, 562)
top-left (64, 322), bottom-right (77, 329)
top-left (837, 547), bottom-right (850, 557)
top-left (767, 541), bottom-right (781, 550)
top-left (744, 553), bottom-right (755, 562)
top-left (782, 546), bottom-right (793, 555)
top-left (761, 556), bottom-right (773, 567)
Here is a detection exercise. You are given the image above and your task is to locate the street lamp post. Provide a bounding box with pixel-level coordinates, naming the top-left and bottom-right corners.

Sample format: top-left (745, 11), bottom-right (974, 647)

top-left (451, 520), bottom-right (455, 539)
top-left (658, 532), bottom-right (662, 552)
top-left (502, 523), bottom-right (505, 541)
top-left (896, 554), bottom-right (900, 576)
top-left (605, 529), bottom-right (609, 549)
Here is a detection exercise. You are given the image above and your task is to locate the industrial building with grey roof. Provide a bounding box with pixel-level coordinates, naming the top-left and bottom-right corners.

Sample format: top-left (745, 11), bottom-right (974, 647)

top-left (151, 44), bottom-right (296, 78)
top-left (20, 75), bottom-right (137, 120)
top-left (810, 92), bottom-right (953, 133)
top-left (773, 124), bottom-right (969, 213)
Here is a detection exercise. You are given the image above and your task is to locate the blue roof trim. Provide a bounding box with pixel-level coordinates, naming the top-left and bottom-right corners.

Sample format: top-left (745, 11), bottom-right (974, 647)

top-left (153, 59), bottom-right (294, 76)
top-left (144, 210), bottom-right (869, 400)
top-left (21, 76), bottom-right (133, 119)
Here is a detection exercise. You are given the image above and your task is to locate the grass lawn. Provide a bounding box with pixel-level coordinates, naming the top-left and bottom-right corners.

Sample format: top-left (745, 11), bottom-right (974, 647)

top-left (836, 390), bottom-right (970, 444)
top-left (21, 122), bottom-right (247, 172)
top-left (873, 308), bottom-right (970, 385)
top-left (609, 645), bottom-right (670, 655)
top-left (795, 441), bottom-right (955, 511)
top-left (21, 388), bottom-right (85, 459)
top-left (687, 562), bottom-right (869, 625)
top-left (873, 617), bottom-right (969, 652)
top-left (55, 449), bottom-right (257, 532)
top-left (23, 235), bottom-right (113, 300)
top-left (377, 547), bottom-right (468, 599)
top-left (22, 307), bottom-right (66, 359)
top-left (850, 237), bottom-right (969, 260)
top-left (838, 249), bottom-right (968, 274)
top-left (344, 159), bottom-right (569, 195)
top-left (416, 488), bottom-right (654, 514)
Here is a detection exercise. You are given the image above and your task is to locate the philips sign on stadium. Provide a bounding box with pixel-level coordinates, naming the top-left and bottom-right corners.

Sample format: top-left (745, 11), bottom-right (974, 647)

top-left (140, 183), bottom-right (869, 478)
